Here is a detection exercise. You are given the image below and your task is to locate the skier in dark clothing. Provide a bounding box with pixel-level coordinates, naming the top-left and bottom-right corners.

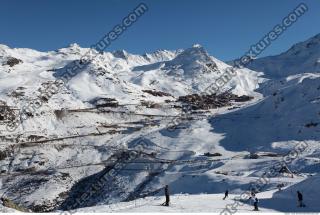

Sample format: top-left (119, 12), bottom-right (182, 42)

top-left (297, 191), bottom-right (305, 207)
top-left (249, 191), bottom-right (256, 205)
top-left (162, 185), bottom-right (170, 206)
top-left (223, 190), bottom-right (229, 200)
top-left (253, 197), bottom-right (259, 211)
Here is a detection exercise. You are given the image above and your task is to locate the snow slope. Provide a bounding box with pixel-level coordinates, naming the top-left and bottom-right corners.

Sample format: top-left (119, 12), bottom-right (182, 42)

top-left (0, 43), bottom-right (263, 212)
top-left (73, 176), bottom-right (320, 213)
top-left (209, 73), bottom-right (320, 152)
top-left (0, 34), bottom-right (320, 213)
top-left (246, 33), bottom-right (320, 78)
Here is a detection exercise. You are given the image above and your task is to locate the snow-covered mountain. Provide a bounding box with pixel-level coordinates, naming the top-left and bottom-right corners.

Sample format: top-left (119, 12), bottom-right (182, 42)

top-left (246, 33), bottom-right (320, 78)
top-left (0, 43), bottom-right (261, 135)
top-left (0, 34), bottom-right (319, 213)
top-left (0, 43), bottom-right (260, 107)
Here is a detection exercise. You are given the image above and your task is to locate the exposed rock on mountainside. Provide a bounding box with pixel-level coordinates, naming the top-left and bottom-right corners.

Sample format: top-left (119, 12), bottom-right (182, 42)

top-left (3, 57), bottom-right (23, 67)
top-left (142, 90), bottom-right (172, 97)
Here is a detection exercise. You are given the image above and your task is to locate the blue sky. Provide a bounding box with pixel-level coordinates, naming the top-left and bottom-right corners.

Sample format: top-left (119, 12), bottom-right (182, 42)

top-left (1, 0), bottom-right (319, 60)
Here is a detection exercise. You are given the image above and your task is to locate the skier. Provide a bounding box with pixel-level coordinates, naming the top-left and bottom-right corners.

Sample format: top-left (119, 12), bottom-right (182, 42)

top-left (249, 190), bottom-right (256, 205)
top-left (277, 183), bottom-right (284, 191)
top-left (253, 197), bottom-right (259, 211)
top-left (223, 190), bottom-right (229, 200)
top-left (161, 185), bottom-right (170, 206)
top-left (297, 191), bottom-right (305, 207)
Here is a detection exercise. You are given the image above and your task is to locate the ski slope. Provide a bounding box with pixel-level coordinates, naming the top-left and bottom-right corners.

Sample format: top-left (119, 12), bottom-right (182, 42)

top-left (0, 34), bottom-right (320, 213)
top-left (73, 175), bottom-right (320, 213)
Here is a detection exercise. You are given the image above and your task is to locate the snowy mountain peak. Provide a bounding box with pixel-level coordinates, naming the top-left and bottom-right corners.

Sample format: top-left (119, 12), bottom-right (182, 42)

top-left (246, 33), bottom-right (320, 78)
top-left (113, 49), bottom-right (129, 59)
top-left (0, 44), bottom-right (10, 51)
top-left (192, 43), bottom-right (202, 48)
top-left (68, 43), bottom-right (81, 49)
top-left (56, 43), bottom-right (88, 56)
top-left (0, 44), bottom-right (9, 57)
top-left (284, 33), bottom-right (320, 56)
top-left (169, 45), bottom-right (212, 66)
top-left (142, 49), bottom-right (181, 63)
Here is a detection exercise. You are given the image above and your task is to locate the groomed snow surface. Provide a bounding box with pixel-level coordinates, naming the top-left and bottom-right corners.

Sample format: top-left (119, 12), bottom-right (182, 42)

top-left (73, 178), bottom-right (320, 213)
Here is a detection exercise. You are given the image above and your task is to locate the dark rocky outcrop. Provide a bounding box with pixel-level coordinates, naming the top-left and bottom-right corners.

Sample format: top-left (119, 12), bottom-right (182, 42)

top-left (305, 122), bottom-right (318, 128)
top-left (142, 90), bottom-right (172, 97)
top-left (90, 97), bottom-right (119, 108)
top-left (3, 57), bottom-right (23, 67)
top-left (203, 152), bottom-right (222, 157)
top-left (0, 103), bottom-right (16, 121)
